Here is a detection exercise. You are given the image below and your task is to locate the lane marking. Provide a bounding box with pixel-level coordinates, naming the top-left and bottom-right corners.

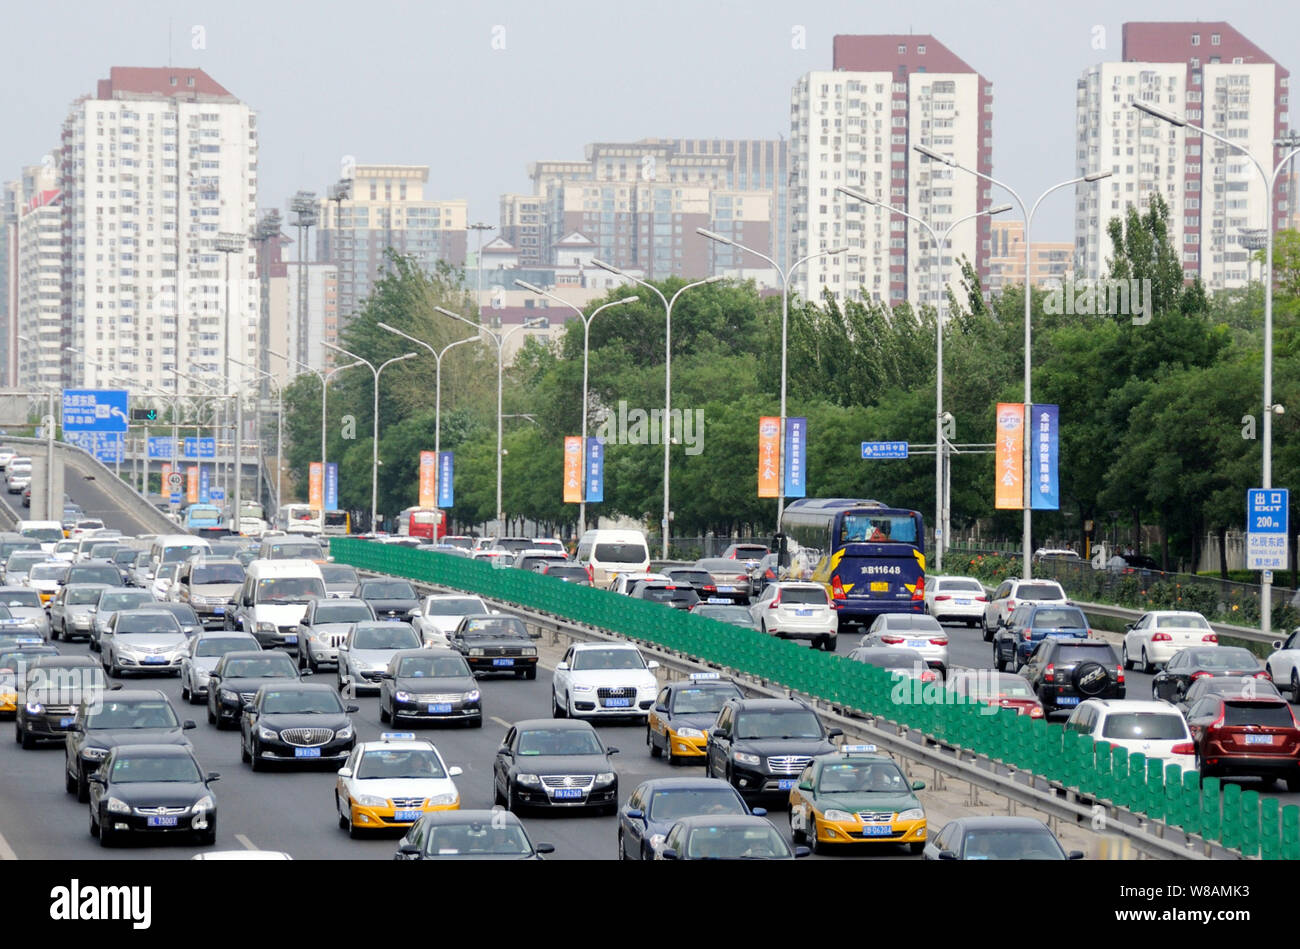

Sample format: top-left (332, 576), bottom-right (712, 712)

top-left (0, 827), bottom-right (18, 860)
top-left (235, 833), bottom-right (258, 851)
top-left (490, 716), bottom-right (512, 728)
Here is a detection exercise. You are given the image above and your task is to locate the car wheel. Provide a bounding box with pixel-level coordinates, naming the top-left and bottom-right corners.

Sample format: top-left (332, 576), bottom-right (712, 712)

top-left (908, 841), bottom-right (925, 856)
top-left (617, 831), bottom-right (626, 860)
top-left (308, 652), bottom-right (319, 674)
top-left (1121, 643), bottom-right (1133, 671)
top-left (808, 820), bottom-right (824, 855)
top-left (18, 723), bottom-right (34, 750)
top-left (337, 672), bottom-right (346, 693)
top-left (98, 817), bottom-right (114, 848)
top-left (506, 784), bottom-right (521, 813)
top-left (1141, 648), bottom-right (1154, 676)
top-left (181, 679), bottom-right (191, 702)
top-left (241, 735), bottom-right (251, 763)
top-left (347, 805), bottom-right (364, 839)
top-left (206, 703), bottom-right (216, 725)
top-left (789, 808), bottom-right (806, 844)
top-left (664, 734), bottom-right (675, 766)
top-left (198, 825), bottom-right (216, 847)
top-left (1151, 683), bottom-right (1162, 701)
top-left (1291, 669), bottom-right (1299, 699)
top-left (493, 777), bottom-right (505, 807)
top-left (65, 763), bottom-right (77, 794)
top-left (648, 727), bottom-right (662, 758)
top-left (51, 624), bottom-right (60, 642)
top-left (982, 620), bottom-right (994, 642)
top-left (336, 794), bottom-right (348, 830)
top-left (77, 769), bottom-right (90, 804)
top-left (551, 691), bottom-right (565, 719)
top-left (89, 808), bottom-right (99, 838)
top-left (524, 666), bottom-right (536, 680)
top-left (379, 702), bottom-right (391, 724)
top-left (249, 740), bottom-right (263, 772)
top-left (994, 646), bottom-right (1006, 672)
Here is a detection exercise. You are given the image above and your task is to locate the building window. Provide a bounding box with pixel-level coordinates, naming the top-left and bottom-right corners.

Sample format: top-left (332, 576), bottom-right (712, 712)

top-left (897, 44), bottom-right (906, 54)
top-left (1191, 33), bottom-right (1200, 46)
top-left (1211, 33), bottom-right (1220, 46)
top-left (917, 45), bottom-right (926, 54)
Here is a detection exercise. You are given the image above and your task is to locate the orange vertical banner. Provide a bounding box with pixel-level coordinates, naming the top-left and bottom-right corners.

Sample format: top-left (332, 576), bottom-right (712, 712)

top-left (186, 466), bottom-right (199, 504)
top-left (161, 463), bottom-right (172, 487)
top-left (418, 451), bottom-right (437, 508)
top-left (563, 437), bottom-right (583, 503)
top-left (757, 417), bottom-right (780, 498)
top-left (309, 462), bottom-right (323, 510)
top-left (995, 403), bottom-right (1025, 510)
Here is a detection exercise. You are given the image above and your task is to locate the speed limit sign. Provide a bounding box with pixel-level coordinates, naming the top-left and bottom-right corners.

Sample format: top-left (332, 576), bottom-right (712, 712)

top-left (168, 472), bottom-right (183, 490)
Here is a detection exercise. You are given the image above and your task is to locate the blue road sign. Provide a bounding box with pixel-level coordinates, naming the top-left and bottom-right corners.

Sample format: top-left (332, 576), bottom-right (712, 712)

top-left (169, 492), bottom-right (182, 506)
top-left (63, 431), bottom-right (122, 463)
top-left (62, 389), bottom-right (128, 433)
top-left (1247, 488), bottom-right (1289, 570)
top-left (183, 437), bottom-right (216, 459)
top-left (209, 488), bottom-right (225, 501)
top-left (861, 441), bottom-right (909, 460)
top-left (148, 436), bottom-right (175, 460)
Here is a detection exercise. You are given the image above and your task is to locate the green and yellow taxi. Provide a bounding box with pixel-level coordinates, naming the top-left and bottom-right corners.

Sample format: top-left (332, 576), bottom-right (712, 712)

top-left (646, 673), bottom-right (744, 763)
top-left (788, 745), bottom-right (927, 854)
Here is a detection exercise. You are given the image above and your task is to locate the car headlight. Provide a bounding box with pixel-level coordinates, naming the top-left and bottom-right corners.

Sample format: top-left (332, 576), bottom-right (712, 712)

top-left (354, 794), bottom-right (386, 808)
top-left (898, 808), bottom-right (925, 822)
top-left (335, 724), bottom-right (354, 741)
top-left (734, 752), bottom-right (761, 766)
top-left (673, 727), bottom-right (705, 739)
top-left (463, 690), bottom-right (480, 703)
top-left (822, 808), bottom-right (855, 822)
top-left (521, 647), bottom-right (537, 657)
top-left (257, 726), bottom-right (278, 741)
top-left (74, 615), bottom-right (91, 626)
top-left (255, 622), bottom-right (277, 633)
top-left (394, 690), bottom-right (411, 703)
top-left (573, 684), bottom-right (594, 692)
top-left (24, 701), bottom-right (43, 715)
top-left (468, 648), bottom-right (484, 656)
top-left (81, 747), bottom-right (109, 760)
top-left (105, 797), bottom-right (131, 815)
top-left (428, 792), bottom-right (457, 806)
top-left (220, 689), bottom-right (239, 703)
top-left (515, 773), bottom-right (541, 785)
top-left (594, 772), bottom-right (615, 786)
top-left (193, 795), bottom-right (214, 812)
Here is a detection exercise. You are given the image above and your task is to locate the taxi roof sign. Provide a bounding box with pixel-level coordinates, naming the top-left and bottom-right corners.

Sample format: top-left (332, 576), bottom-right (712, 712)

top-left (379, 732), bottom-right (416, 742)
top-left (841, 744), bottom-right (878, 754)
top-left (688, 672), bottom-right (721, 680)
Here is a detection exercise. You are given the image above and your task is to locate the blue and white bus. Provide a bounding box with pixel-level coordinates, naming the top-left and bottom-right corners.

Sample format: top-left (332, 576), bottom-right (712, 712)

top-left (779, 498), bottom-right (926, 627)
top-left (183, 503), bottom-right (227, 539)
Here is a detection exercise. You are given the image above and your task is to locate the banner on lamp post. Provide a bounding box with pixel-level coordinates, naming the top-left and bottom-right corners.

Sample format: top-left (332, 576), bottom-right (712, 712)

top-left (199, 467), bottom-right (210, 504)
top-left (437, 452), bottom-right (454, 508)
top-left (1029, 404), bottom-right (1059, 511)
top-left (324, 463), bottom-right (339, 512)
top-left (585, 437), bottom-right (604, 503)
top-left (309, 463), bottom-right (323, 510)
top-left (563, 437), bottom-right (582, 503)
top-left (757, 417), bottom-right (780, 498)
top-left (784, 417), bottom-right (806, 499)
top-left (994, 403), bottom-right (1025, 510)
top-left (186, 466), bottom-right (199, 505)
top-left (418, 451), bottom-right (437, 509)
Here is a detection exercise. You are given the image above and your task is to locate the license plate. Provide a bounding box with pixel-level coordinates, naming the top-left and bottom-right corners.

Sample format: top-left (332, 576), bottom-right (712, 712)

top-left (143, 656), bottom-right (167, 664)
top-left (795, 609), bottom-right (812, 616)
top-left (553, 788), bottom-right (583, 800)
top-left (294, 747), bottom-right (321, 758)
top-left (859, 825), bottom-right (892, 836)
top-left (213, 607), bottom-right (224, 615)
top-left (146, 816), bottom-right (179, 827)
top-left (1245, 735), bottom-right (1275, 745)
top-left (718, 585), bottom-right (735, 592)
top-left (707, 597), bottom-right (730, 604)
top-left (955, 599), bottom-right (971, 605)
top-left (1056, 696), bottom-right (1080, 706)
top-left (429, 703), bottom-right (452, 714)
top-left (905, 640), bottom-right (927, 648)
top-left (59, 717), bottom-right (74, 727)
top-left (394, 809), bottom-right (423, 822)
top-left (382, 617), bottom-right (401, 623)
top-left (777, 779), bottom-right (796, 790)
top-left (870, 582), bottom-right (889, 592)
top-left (492, 658), bottom-right (514, 667)
top-left (604, 697), bottom-right (632, 708)
top-left (283, 635), bottom-right (297, 644)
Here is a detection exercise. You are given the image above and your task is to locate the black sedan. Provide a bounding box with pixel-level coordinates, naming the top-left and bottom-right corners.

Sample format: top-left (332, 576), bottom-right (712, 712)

top-left (378, 649), bottom-right (482, 728)
top-left (923, 816), bottom-right (1083, 860)
top-left (1175, 674), bottom-right (1284, 716)
top-left (353, 579), bottom-right (421, 623)
top-left (448, 615), bottom-right (539, 678)
top-left (64, 689), bottom-right (196, 801)
top-left (205, 650), bottom-right (302, 729)
top-left (239, 682), bottom-right (357, 770)
top-left (395, 810), bottom-right (553, 860)
top-left (1151, 646), bottom-right (1265, 703)
top-left (493, 719), bottom-right (619, 815)
top-left (87, 744), bottom-right (219, 847)
top-left (659, 815), bottom-right (806, 860)
top-left (152, 602), bottom-right (203, 637)
top-left (618, 776), bottom-right (759, 860)
top-left (15, 656), bottom-right (105, 749)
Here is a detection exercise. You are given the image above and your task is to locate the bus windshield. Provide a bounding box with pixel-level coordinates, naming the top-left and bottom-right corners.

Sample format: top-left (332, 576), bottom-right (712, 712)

top-left (840, 514), bottom-right (919, 545)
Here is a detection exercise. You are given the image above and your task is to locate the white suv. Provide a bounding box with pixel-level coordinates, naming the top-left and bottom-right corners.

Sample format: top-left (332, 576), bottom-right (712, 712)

top-left (982, 578), bottom-right (1067, 641)
top-left (748, 582), bottom-right (838, 651)
top-left (552, 642), bottom-right (660, 721)
top-left (1062, 698), bottom-right (1195, 769)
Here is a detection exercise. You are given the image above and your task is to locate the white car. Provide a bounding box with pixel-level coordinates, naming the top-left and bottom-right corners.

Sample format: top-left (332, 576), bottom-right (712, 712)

top-left (1063, 699), bottom-right (1195, 770)
top-left (152, 562), bottom-right (184, 601)
top-left (982, 578), bottom-right (1067, 641)
top-left (334, 735), bottom-right (463, 838)
top-left (529, 538), bottom-right (567, 556)
top-left (51, 541), bottom-right (80, 563)
top-left (410, 594), bottom-right (493, 647)
top-left (924, 575), bottom-right (988, 626)
top-left (860, 613), bottom-right (949, 675)
top-left (70, 519), bottom-right (105, 538)
top-left (1122, 610), bottom-right (1218, 673)
top-left (609, 572), bottom-right (670, 596)
top-left (1265, 628), bottom-right (1300, 696)
top-left (747, 582), bottom-right (838, 651)
top-left (552, 641), bottom-right (660, 721)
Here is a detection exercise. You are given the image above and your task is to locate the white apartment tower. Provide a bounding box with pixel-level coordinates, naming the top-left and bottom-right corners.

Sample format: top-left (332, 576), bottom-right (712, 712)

top-left (791, 35), bottom-right (994, 308)
top-left (1076, 22), bottom-right (1290, 289)
top-left (13, 164), bottom-right (64, 390)
top-left (58, 67), bottom-right (259, 395)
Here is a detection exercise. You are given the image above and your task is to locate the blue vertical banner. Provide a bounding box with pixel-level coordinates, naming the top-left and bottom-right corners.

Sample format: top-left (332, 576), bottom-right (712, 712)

top-left (784, 417), bottom-right (807, 498)
top-left (199, 467), bottom-right (210, 504)
top-left (1030, 403), bottom-right (1059, 510)
top-left (437, 451), bottom-right (454, 508)
top-left (323, 463), bottom-right (339, 512)
top-left (585, 437), bottom-right (604, 503)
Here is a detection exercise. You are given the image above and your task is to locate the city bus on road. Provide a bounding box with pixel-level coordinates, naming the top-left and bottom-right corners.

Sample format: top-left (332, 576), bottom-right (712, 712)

top-left (396, 507), bottom-right (445, 542)
top-left (184, 503), bottom-right (227, 539)
top-left (779, 498), bottom-right (926, 628)
top-left (322, 510), bottom-right (351, 537)
top-left (277, 503), bottom-right (322, 536)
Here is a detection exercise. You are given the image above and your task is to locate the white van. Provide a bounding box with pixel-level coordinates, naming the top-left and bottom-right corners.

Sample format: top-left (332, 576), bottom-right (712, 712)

top-left (147, 535), bottom-right (213, 581)
top-left (228, 559), bottom-right (326, 650)
top-left (15, 520), bottom-right (64, 553)
top-left (575, 529), bottom-right (651, 588)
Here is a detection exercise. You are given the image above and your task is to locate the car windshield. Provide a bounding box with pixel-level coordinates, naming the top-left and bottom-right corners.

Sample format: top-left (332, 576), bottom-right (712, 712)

top-left (319, 565), bottom-right (359, 584)
top-left (352, 625), bottom-right (421, 650)
top-left (425, 823), bottom-right (531, 856)
top-left (116, 614), bottom-right (183, 635)
top-left (67, 588), bottom-right (106, 605)
top-left (817, 761), bottom-right (910, 793)
top-left (1100, 712), bottom-right (1188, 740)
top-left (461, 619), bottom-right (528, 640)
top-left (841, 514), bottom-right (918, 544)
top-left (667, 571), bottom-right (712, 586)
top-left (1223, 701), bottom-right (1295, 727)
top-left (424, 598), bottom-right (487, 616)
top-left (854, 649), bottom-right (926, 670)
top-left (161, 546), bottom-right (206, 564)
top-left (649, 789), bottom-right (746, 821)
top-left (1197, 677), bottom-right (1280, 699)
top-left (1030, 609), bottom-right (1088, 629)
top-left (1156, 614), bottom-right (1211, 629)
top-left (545, 566), bottom-right (589, 579)
top-left (261, 689), bottom-right (343, 714)
top-left (110, 755), bottom-right (202, 784)
top-left (936, 579), bottom-right (984, 593)
top-left (517, 728), bottom-right (604, 756)
top-left (685, 825), bottom-right (790, 859)
top-left (357, 748), bottom-right (445, 779)
top-left (0, 648), bottom-right (58, 670)
top-left (196, 637), bottom-right (256, 658)
top-left (881, 615), bottom-right (944, 631)
top-left (695, 607), bottom-right (756, 625)
top-left (735, 709), bottom-right (823, 740)
top-left (160, 605), bottom-right (200, 625)
top-left (571, 649), bottom-right (645, 671)
top-left (224, 657), bottom-right (297, 678)
top-left (1197, 648), bottom-right (1259, 670)
top-left (1015, 584), bottom-right (1064, 601)
top-left (102, 593), bottom-right (153, 612)
top-left (314, 604), bottom-right (373, 624)
top-left (112, 550), bottom-right (138, 565)
top-left (777, 588), bottom-right (827, 605)
top-left (255, 577), bottom-right (325, 603)
top-left (86, 700), bottom-right (178, 729)
top-left (70, 567), bottom-right (120, 585)
top-left (269, 544), bottom-right (324, 559)
top-left (962, 829), bottom-right (1065, 860)
top-left (397, 656), bottom-right (471, 677)
top-left (1055, 645), bottom-right (1116, 664)
top-left (0, 591), bottom-right (40, 609)
top-left (363, 581), bottom-right (417, 599)
top-left (193, 564), bottom-right (245, 585)
top-left (20, 528), bottom-right (62, 543)
top-left (673, 686), bottom-right (740, 714)
top-left (7, 553), bottom-right (45, 570)
top-left (593, 543), bottom-right (647, 564)
top-left (89, 544), bottom-right (121, 558)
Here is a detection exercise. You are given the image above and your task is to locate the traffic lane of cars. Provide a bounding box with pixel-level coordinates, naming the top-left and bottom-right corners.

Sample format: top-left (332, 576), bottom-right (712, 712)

top-left (43, 456), bottom-right (158, 538)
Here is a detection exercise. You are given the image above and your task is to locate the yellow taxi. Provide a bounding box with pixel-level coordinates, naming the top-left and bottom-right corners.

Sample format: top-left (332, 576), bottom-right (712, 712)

top-left (788, 745), bottom-right (927, 855)
top-left (646, 673), bottom-right (744, 763)
top-left (334, 734), bottom-right (463, 838)
top-left (0, 645), bottom-right (59, 715)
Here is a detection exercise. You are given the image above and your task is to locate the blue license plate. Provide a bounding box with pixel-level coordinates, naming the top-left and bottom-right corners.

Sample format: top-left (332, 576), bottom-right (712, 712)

top-left (382, 617), bottom-right (402, 622)
top-left (859, 825), bottom-right (892, 836)
top-left (59, 717), bottom-right (74, 727)
top-left (1246, 735), bottom-right (1274, 745)
top-left (146, 816), bottom-right (179, 827)
top-left (604, 697), bottom-right (632, 708)
top-left (294, 747), bottom-right (321, 758)
top-left (283, 635), bottom-right (297, 644)
top-left (718, 585), bottom-right (735, 592)
top-left (394, 809), bottom-right (423, 822)
top-left (795, 609), bottom-right (812, 616)
top-left (1056, 696), bottom-right (1080, 706)
top-left (553, 788), bottom-right (583, 800)
top-left (706, 597), bottom-right (731, 604)
top-left (905, 640), bottom-right (927, 648)
top-left (777, 779), bottom-right (796, 790)
top-left (429, 703), bottom-right (452, 714)
top-left (143, 656), bottom-right (166, 664)
top-left (213, 607), bottom-right (224, 615)
top-left (955, 599), bottom-right (971, 605)
top-left (492, 658), bottom-right (514, 667)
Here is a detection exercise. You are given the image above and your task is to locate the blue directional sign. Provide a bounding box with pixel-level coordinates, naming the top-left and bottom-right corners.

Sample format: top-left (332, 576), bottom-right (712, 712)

top-left (148, 437), bottom-right (175, 460)
top-left (209, 488), bottom-right (225, 502)
top-left (169, 492), bottom-right (182, 506)
top-left (63, 431), bottom-right (123, 463)
top-left (1247, 488), bottom-right (1289, 571)
top-left (861, 441), bottom-right (909, 460)
top-left (62, 389), bottom-right (129, 433)
top-left (183, 437), bottom-right (216, 459)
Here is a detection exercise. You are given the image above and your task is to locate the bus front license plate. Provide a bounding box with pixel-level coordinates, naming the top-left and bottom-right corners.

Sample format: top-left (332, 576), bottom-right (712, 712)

top-left (870, 582), bottom-right (889, 592)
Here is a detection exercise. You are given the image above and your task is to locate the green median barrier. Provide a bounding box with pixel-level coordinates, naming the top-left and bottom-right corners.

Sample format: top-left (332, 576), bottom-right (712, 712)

top-left (1144, 756), bottom-right (1164, 822)
top-left (1239, 788), bottom-right (1260, 857)
top-left (1060, 731), bottom-right (1085, 788)
top-left (1261, 797), bottom-right (1281, 860)
top-left (1125, 751), bottom-right (1145, 814)
top-left (1199, 776), bottom-right (1221, 843)
top-left (1093, 742), bottom-right (1114, 802)
top-left (1284, 805), bottom-right (1300, 860)
top-left (1219, 781), bottom-right (1241, 851)
top-left (1180, 771), bottom-right (1201, 835)
top-left (1164, 762), bottom-right (1183, 827)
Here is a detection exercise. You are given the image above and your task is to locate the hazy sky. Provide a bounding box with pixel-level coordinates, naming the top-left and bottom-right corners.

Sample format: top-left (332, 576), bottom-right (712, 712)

top-left (3, 0), bottom-right (1298, 242)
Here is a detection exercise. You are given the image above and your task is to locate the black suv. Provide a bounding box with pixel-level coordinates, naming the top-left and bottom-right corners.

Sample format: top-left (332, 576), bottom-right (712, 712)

top-left (1018, 639), bottom-right (1124, 715)
top-left (705, 698), bottom-right (842, 806)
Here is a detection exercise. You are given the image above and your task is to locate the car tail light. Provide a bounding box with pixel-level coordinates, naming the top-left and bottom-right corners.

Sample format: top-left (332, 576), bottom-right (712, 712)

top-left (1007, 599), bottom-right (1016, 610)
top-left (1202, 634), bottom-right (1218, 643)
top-left (919, 669), bottom-right (937, 683)
top-left (764, 568), bottom-right (775, 580)
top-left (1151, 633), bottom-right (1172, 642)
top-left (881, 635), bottom-right (905, 645)
top-left (912, 576), bottom-right (925, 601)
top-left (1170, 742), bottom-right (1195, 756)
top-left (586, 565), bottom-right (593, 582)
top-left (769, 589), bottom-right (782, 609)
top-left (1028, 706), bottom-right (1044, 719)
top-left (1190, 671), bottom-right (1213, 680)
top-left (1254, 671), bottom-right (1271, 680)
top-left (1044, 663), bottom-right (1055, 683)
top-left (703, 585), bottom-right (716, 592)
top-left (664, 585), bottom-right (676, 591)
top-left (1116, 667), bottom-right (1124, 685)
top-left (831, 576), bottom-right (847, 600)
top-left (929, 638), bottom-right (948, 646)
top-left (933, 595), bottom-right (951, 602)
top-left (975, 595), bottom-right (988, 602)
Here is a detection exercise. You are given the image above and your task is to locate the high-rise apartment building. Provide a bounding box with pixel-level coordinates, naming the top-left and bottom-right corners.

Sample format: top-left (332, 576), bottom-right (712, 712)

top-left (57, 67), bottom-right (260, 396)
top-left (13, 164), bottom-right (64, 391)
top-left (1075, 22), bottom-right (1290, 289)
top-left (988, 220), bottom-right (1075, 291)
top-left (1, 178), bottom-right (20, 387)
top-left (499, 193), bottom-right (543, 267)
top-left (792, 35), bottom-right (993, 308)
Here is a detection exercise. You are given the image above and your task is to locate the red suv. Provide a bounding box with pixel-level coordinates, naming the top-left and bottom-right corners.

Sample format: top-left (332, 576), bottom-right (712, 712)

top-left (1184, 694), bottom-right (1300, 790)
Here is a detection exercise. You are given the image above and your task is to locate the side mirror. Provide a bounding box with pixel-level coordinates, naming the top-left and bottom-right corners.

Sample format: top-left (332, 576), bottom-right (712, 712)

top-left (337, 767), bottom-right (353, 778)
top-left (912, 780), bottom-right (926, 791)
top-left (68, 723), bottom-right (85, 733)
top-left (660, 848), bottom-right (678, 861)
top-left (556, 662), bottom-right (569, 672)
top-left (793, 846), bottom-right (811, 858)
top-left (627, 808), bottom-right (644, 820)
top-left (529, 629), bottom-right (541, 640)
top-left (345, 705), bottom-right (359, 713)
top-left (605, 747), bottom-right (620, 756)
top-left (397, 843), bottom-right (421, 857)
top-left (88, 774), bottom-right (106, 786)
top-left (646, 661), bottom-right (660, 670)
top-left (1124, 624), bottom-right (1134, 632)
top-left (938, 850), bottom-right (958, 860)
top-left (1273, 640), bottom-right (1284, 651)
top-left (205, 772), bottom-right (220, 784)
top-left (490, 609), bottom-right (501, 615)
top-left (797, 781), bottom-right (813, 791)
top-left (301, 669), bottom-right (314, 677)
top-left (653, 704), bottom-right (668, 714)
top-left (183, 721), bottom-right (196, 730)
top-left (827, 728), bottom-right (843, 739)
top-left (535, 842), bottom-right (555, 855)
top-left (448, 766), bottom-right (463, 777)
top-left (751, 807), bottom-right (767, 817)
top-left (1068, 850), bottom-right (1085, 860)
top-left (377, 672), bottom-right (393, 679)
top-left (497, 745), bottom-right (512, 757)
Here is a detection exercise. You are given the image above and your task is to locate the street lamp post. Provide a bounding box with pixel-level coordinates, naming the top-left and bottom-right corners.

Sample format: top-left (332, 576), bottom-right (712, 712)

top-left (691, 234), bottom-right (848, 536)
top-left (915, 143), bottom-right (1111, 579)
top-left (230, 357), bottom-right (283, 517)
top-left (172, 367), bottom-right (225, 506)
top-left (1132, 103), bottom-right (1300, 635)
top-left (289, 192), bottom-right (319, 371)
top-left (24, 335), bottom-right (57, 520)
top-left (514, 283), bottom-right (640, 535)
top-left (215, 232), bottom-right (246, 516)
top-left (322, 342), bottom-right (418, 533)
top-left (836, 187), bottom-right (1012, 570)
top-left (468, 223), bottom-right (495, 321)
top-left (434, 306), bottom-right (545, 531)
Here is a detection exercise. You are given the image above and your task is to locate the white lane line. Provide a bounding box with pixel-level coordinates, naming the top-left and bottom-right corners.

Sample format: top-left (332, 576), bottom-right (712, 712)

top-left (0, 827), bottom-right (18, 860)
top-left (490, 716), bottom-right (512, 728)
top-left (235, 833), bottom-right (258, 851)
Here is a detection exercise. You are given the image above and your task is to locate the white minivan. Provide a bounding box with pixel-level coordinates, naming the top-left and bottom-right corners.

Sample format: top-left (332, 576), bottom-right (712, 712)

top-left (148, 535), bottom-right (213, 581)
top-left (14, 520), bottom-right (64, 553)
top-left (227, 559), bottom-right (326, 650)
top-left (575, 529), bottom-right (650, 588)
